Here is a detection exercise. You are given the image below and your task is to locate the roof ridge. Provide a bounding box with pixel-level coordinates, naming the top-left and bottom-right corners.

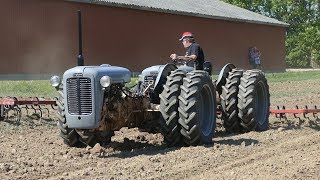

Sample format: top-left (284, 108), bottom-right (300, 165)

top-left (66, 0), bottom-right (289, 27)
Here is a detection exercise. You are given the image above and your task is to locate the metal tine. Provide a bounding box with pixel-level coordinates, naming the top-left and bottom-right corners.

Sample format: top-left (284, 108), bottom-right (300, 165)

top-left (294, 105), bottom-right (299, 118)
top-left (281, 105), bottom-right (287, 120)
top-left (51, 104), bottom-right (57, 110)
top-left (20, 105), bottom-right (30, 116)
top-left (275, 106), bottom-right (280, 118)
top-left (313, 105), bottom-right (318, 118)
top-left (4, 105), bottom-right (10, 120)
top-left (13, 106), bottom-right (21, 125)
top-left (33, 105), bottom-right (43, 119)
top-left (303, 105), bottom-right (308, 118)
top-left (40, 97), bottom-right (50, 118)
top-left (51, 97), bottom-right (58, 110)
top-left (43, 107), bottom-right (50, 118)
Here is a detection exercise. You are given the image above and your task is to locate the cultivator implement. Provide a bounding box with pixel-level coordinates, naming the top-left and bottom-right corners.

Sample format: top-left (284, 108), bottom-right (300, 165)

top-left (0, 97), bottom-right (57, 123)
top-left (270, 105), bottom-right (320, 119)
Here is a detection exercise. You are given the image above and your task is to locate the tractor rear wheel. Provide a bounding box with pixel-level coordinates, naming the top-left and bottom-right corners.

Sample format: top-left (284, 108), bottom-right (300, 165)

top-left (159, 69), bottom-right (186, 146)
top-left (220, 68), bottom-right (244, 133)
top-left (56, 87), bottom-right (80, 147)
top-left (238, 70), bottom-right (270, 132)
top-left (178, 71), bottom-right (216, 146)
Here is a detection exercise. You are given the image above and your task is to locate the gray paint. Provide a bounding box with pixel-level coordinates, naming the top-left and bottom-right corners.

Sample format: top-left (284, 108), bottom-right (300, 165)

top-left (63, 65), bottom-right (131, 129)
top-left (67, 0), bottom-right (289, 27)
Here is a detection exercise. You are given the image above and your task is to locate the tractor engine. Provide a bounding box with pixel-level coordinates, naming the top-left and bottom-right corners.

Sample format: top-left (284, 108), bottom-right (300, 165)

top-left (98, 84), bottom-right (152, 132)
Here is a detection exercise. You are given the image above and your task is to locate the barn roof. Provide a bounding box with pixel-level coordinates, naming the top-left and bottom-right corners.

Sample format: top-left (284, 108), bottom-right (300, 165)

top-left (66, 0), bottom-right (289, 27)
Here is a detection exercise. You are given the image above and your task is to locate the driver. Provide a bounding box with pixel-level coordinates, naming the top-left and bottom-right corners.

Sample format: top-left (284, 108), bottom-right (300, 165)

top-left (170, 32), bottom-right (205, 70)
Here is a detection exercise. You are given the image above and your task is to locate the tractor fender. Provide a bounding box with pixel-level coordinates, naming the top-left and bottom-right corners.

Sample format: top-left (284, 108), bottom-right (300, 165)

top-left (153, 64), bottom-right (178, 100)
top-left (216, 63), bottom-right (236, 95)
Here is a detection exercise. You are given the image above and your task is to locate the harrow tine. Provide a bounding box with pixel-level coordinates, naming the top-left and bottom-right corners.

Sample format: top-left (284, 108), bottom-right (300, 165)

top-left (51, 97), bottom-right (58, 110)
top-left (13, 105), bottom-right (22, 125)
top-left (4, 105), bottom-right (10, 120)
top-left (275, 106), bottom-right (280, 118)
top-left (281, 106), bottom-right (287, 120)
top-left (43, 107), bottom-right (50, 118)
top-left (303, 105), bottom-right (308, 118)
top-left (20, 105), bottom-right (29, 116)
top-left (33, 104), bottom-right (42, 117)
top-left (313, 105), bottom-right (318, 118)
top-left (294, 105), bottom-right (299, 118)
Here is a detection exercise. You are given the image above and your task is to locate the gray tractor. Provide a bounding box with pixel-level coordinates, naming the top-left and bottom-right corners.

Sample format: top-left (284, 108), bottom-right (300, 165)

top-left (50, 11), bottom-right (270, 147)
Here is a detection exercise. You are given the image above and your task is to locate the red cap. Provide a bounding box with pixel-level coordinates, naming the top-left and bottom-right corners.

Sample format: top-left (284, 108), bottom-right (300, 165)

top-left (179, 32), bottom-right (194, 41)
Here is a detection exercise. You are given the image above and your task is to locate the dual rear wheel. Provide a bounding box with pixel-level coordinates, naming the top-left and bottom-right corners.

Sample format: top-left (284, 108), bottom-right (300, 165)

top-left (220, 69), bottom-right (270, 133)
top-left (159, 68), bottom-right (270, 147)
top-left (159, 70), bottom-right (216, 146)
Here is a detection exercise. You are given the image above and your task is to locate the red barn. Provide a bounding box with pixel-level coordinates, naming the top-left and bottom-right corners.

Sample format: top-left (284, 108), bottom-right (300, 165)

top-left (0, 0), bottom-right (288, 80)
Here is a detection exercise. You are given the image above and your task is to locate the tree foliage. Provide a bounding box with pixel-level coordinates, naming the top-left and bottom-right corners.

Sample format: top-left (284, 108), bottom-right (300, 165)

top-left (224, 0), bottom-right (320, 67)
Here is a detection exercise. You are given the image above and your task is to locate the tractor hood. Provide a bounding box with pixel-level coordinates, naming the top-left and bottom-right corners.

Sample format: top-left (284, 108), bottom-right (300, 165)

top-left (63, 65), bottom-right (131, 83)
top-left (141, 65), bottom-right (164, 78)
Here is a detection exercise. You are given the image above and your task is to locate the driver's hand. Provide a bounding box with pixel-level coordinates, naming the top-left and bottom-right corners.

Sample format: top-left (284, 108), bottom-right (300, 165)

top-left (170, 54), bottom-right (178, 60)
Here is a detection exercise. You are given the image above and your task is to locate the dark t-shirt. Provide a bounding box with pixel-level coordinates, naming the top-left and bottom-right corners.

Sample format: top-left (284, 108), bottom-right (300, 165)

top-left (186, 43), bottom-right (205, 70)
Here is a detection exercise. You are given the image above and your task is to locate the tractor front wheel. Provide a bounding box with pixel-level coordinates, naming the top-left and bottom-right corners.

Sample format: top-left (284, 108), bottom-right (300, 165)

top-left (56, 87), bottom-right (80, 147)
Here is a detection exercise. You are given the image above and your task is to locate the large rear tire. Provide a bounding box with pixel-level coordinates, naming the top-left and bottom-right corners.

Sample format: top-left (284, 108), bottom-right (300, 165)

top-left (238, 70), bottom-right (270, 132)
top-left (159, 69), bottom-right (186, 146)
top-left (0, 113), bottom-right (5, 121)
top-left (56, 87), bottom-right (80, 147)
top-left (178, 71), bottom-right (216, 146)
top-left (220, 68), bottom-right (244, 133)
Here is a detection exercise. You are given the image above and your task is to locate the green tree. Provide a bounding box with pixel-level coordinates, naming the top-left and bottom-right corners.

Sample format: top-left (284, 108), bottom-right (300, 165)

top-left (224, 0), bottom-right (320, 68)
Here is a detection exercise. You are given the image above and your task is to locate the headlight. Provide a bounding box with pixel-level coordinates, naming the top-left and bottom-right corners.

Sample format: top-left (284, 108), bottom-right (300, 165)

top-left (50, 75), bottom-right (61, 87)
top-left (100, 76), bottom-right (112, 88)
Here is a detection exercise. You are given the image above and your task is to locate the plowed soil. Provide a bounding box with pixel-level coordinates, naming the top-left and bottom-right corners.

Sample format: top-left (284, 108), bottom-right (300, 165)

top-left (1, 78), bottom-right (320, 179)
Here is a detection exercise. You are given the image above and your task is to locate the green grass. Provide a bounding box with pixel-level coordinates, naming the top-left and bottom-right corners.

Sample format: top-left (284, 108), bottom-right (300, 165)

top-left (0, 70), bottom-right (319, 98)
top-left (266, 70), bottom-right (320, 82)
top-left (126, 77), bottom-right (139, 88)
top-left (266, 70), bottom-right (320, 100)
top-left (0, 80), bottom-right (57, 98)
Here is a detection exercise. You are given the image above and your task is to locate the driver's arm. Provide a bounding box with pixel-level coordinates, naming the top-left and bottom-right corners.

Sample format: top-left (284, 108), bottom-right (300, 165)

top-left (177, 55), bottom-right (197, 62)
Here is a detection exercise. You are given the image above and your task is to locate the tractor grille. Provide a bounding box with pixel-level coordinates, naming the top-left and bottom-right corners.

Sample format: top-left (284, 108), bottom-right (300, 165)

top-left (66, 78), bottom-right (92, 115)
top-left (144, 75), bottom-right (156, 87)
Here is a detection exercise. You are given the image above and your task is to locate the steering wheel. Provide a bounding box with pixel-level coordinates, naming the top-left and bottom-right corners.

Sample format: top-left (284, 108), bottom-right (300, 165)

top-left (173, 58), bottom-right (197, 67)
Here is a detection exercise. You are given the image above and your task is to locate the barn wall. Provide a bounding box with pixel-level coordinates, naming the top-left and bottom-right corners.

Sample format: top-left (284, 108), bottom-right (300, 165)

top-left (0, 0), bottom-right (286, 79)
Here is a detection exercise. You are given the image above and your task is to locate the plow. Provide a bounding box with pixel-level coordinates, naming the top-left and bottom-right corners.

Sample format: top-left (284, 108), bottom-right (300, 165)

top-left (1, 95), bottom-right (319, 125)
top-left (0, 97), bottom-right (57, 124)
top-left (270, 105), bottom-right (320, 120)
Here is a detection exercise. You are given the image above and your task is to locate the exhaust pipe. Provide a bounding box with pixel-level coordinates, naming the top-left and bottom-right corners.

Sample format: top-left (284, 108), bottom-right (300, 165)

top-left (77, 10), bottom-right (84, 66)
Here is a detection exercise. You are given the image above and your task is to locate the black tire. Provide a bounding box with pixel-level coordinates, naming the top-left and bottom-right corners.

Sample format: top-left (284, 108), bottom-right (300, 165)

top-left (178, 71), bottom-right (217, 146)
top-left (56, 87), bottom-right (80, 147)
top-left (0, 105), bottom-right (6, 121)
top-left (159, 69), bottom-right (186, 146)
top-left (238, 70), bottom-right (270, 132)
top-left (220, 68), bottom-right (244, 133)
